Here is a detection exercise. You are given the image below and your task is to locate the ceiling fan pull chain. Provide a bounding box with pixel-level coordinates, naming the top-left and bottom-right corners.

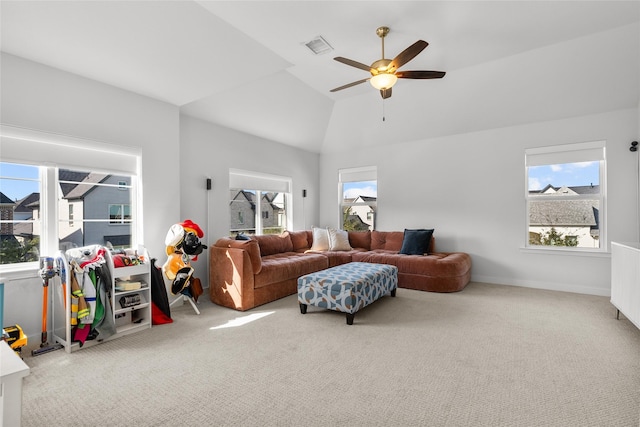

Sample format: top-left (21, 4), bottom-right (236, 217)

top-left (382, 99), bottom-right (386, 122)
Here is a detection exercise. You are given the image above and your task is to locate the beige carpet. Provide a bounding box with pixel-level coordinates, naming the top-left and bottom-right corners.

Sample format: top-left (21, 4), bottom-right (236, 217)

top-left (20, 282), bottom-right (640, 426)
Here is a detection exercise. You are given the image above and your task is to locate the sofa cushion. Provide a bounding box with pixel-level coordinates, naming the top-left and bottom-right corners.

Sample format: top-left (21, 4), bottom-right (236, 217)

top-left (309, 227), bottom-right (330, 251)
top-left (394, 252), bottom-right (471, 277)
top-left (255, 252), bottom-right (328, 288)
top-left (328, 228), bottom-right (352, 251)
top-left (254, 233), bottom-right (293, 256)
top-left (348, 231), bottom-right (371, 250)
top-left (289, 230), bottom-right (310, 251)
top-left (371, 231), bottom-right (404, 251)
top-left (400, 229), bottom-right (435, 255)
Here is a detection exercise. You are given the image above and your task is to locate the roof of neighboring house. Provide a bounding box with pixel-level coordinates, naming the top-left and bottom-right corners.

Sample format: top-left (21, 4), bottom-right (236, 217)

top-left (529, 200), bottom-right (598, 226)
top-left (344, 195), bottom-right (377, 204)
top-left (530, 184), bottom-right (599, 195)
top-left (357, 196), bottom-right (377, 203)
top-left (14, 192), bottom-right (40, 213)
top-left (62, 171), bottom-right (110, 199)
top-left (0, 192), bottom-right (15, 204)
top-left (12, 221), bottom-right (34, 237)
top-left (59, 170), bottom-right (90, 196)
top-left (229, 190), bottom-right (282, 211)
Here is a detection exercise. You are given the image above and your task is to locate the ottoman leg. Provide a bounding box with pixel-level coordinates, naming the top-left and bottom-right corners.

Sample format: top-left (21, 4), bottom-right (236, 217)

top-left (391, 289), bottom-right (397, 297)
top-left (346, 313), bottom-right (354, 325)
top-left (299, 303), bottom-right (307, 314)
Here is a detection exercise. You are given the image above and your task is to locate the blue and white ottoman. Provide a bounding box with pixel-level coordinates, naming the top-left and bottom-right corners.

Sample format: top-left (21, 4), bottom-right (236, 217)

top-left (297, 262), bottom-right (398, 325)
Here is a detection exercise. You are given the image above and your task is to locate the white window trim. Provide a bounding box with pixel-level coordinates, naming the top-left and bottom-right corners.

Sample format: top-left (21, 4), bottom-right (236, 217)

top-left (339, 166), bottom-right (377, 230)
top-left (0, 125), bottom-right (142, 273)
top-left (523, 140), bottom-right (607, 254)
top-left (228, 169), bottom-right (292, 235)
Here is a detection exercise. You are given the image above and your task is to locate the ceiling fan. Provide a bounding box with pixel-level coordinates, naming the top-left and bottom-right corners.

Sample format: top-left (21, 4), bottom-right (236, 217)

top-left (330, 26), bottom-right (446, 99)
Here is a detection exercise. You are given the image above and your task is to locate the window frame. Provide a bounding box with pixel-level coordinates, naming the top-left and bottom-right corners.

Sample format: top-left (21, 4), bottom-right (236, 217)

top-left (228, 169), bottom-right (292, 237)
top-left (524, 140), bottom-right (606, 253)
top-left (338, 166), bottom-right (377, 231)
top-left (0, 125), bottom-right (142, 273)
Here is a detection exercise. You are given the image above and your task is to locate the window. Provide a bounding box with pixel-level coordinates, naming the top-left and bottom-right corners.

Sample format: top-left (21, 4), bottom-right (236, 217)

top-left (339, 166), bottom-right (377, 231)
top-left (0, 125), bottom-right (141, 267)
top-left (109, 204), bottom-right (132, 224)
top-left (0, 162), bottom-right (41, 264)
top-left (525, 141), bottom-right (605, 251)
top-left (229, 169), bottom-right (291, 237)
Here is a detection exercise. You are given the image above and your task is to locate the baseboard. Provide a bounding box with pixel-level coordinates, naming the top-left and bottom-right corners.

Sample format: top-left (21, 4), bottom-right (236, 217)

top-left (471, 274), bottom-right (611, 297)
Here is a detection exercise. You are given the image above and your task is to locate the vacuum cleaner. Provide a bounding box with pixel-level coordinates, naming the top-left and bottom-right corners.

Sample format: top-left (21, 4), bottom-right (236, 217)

top-left (32, 256), bottom-right (64, 356)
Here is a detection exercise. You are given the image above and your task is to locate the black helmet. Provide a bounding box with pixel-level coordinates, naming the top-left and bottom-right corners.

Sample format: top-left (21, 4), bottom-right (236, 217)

top-left (182, 231), bottom-right (207, 256)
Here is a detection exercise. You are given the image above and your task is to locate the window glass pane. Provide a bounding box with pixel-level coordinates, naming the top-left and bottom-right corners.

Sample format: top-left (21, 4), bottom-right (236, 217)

top-left (342, 180), bottom-right (377, 202)
top-left (263, 192), bottom-right (286, 235)
top-left (58, 168), bottom-right (132, 251)
top-left (526, 156), bottom-right (603, 249)
top-left (229, 188), bottom-right (288, 237)
top-left (230, 189), bottom-right (255, 235)
top-left (528, 199), bottom-right (600, 248)
top-left (341, 180), bottom-right (377, 231)
top-left (0, 162), bottom-right (41, 264)
top-left (528, 162), bottom-right (599, 191)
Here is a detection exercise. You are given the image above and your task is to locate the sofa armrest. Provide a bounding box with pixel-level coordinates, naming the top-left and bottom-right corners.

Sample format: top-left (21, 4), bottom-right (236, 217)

top-left (209, 245), bottom-right (257, 311)
top-left (214, 237), bottom-right (262, 274)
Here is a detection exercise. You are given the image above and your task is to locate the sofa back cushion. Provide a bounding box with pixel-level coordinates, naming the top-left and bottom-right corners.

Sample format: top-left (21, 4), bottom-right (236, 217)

top-left (254, 233), bottom-right (294, 256)
top-left (289, 230), bottom-right (311, 252)
top-left (348, 231), bottom-right (371, 250)
top-left (371, 231), bottom-right (404, 251)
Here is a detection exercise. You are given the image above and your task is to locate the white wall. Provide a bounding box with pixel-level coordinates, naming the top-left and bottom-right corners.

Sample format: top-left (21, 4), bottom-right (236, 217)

top-left (0, 53), bottom-right (180, 341)
top-left (179, 115), bottom-right (320, 282)
top-left (319, 108), bottom-right (639, 296)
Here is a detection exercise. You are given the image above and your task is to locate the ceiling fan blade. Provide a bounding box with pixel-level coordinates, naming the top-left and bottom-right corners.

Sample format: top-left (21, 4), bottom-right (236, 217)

top-left (388, 40), bottom-right (428, 73)
top-left (330, 78), bottom-right (370, 92)
top-left (396, 70), bottom-right (446, 79)
top-left (380, 88), bottom-right (392, 99)
top-left (334, 57), bottom-right (372, 72)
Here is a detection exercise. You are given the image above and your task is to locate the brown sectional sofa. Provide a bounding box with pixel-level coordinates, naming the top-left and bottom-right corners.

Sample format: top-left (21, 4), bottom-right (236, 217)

top-left (209, 230), bottom-right (471, 311)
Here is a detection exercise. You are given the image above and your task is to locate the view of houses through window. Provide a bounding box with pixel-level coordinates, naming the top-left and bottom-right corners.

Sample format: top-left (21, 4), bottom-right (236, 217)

top-left (228, 169), bottom-right (291, 237)
top-left (229, 189), bottom-right (287, 236)
top-left (1, 161), bottom-right (135, 265)
top-left (339, 166), bottom-right (377, 231)
top-left (526, 141), bottom-right (605, 250)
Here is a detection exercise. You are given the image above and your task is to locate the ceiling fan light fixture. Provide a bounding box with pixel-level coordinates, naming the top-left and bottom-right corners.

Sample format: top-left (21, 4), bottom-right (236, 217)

top-left (370, 73), bottom-right (397, 90)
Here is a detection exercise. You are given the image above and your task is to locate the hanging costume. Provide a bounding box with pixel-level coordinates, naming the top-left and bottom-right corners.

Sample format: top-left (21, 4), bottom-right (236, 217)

top-left (66, 245), bottom-right (116, 346)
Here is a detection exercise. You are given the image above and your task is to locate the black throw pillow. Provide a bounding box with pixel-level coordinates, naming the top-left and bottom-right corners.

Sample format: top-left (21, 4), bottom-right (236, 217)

top-left (235, 233), bottom-right (251, 241)
top-left (399, 229), bottom-right (434, 255)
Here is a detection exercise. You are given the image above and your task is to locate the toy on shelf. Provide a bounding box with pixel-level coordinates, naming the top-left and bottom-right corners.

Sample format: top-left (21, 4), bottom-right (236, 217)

top-left (162, 219), bottom-right (207, 314)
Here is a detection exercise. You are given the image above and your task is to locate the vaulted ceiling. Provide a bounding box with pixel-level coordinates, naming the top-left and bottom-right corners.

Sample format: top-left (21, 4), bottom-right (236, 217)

top-left (2, 1), bottom-right (639, 153)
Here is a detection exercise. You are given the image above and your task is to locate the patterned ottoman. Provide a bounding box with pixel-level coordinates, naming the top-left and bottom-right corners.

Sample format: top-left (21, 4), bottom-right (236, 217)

top-left (297, 262), bottom-right (398, 325)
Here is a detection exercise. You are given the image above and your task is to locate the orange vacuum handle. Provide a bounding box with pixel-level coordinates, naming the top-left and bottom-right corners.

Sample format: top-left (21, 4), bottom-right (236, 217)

top-left (40, 279), bottom-right (49, 346)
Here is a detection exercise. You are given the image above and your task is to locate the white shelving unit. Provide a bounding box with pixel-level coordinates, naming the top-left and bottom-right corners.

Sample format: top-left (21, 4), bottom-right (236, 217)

top-left (52, 247), bottom-right (151, 353)
top-left (611, 242), bottom-right (640, 330)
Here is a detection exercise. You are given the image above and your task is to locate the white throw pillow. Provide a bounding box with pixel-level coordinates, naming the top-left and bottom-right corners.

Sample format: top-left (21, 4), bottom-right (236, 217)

top-left (309, 227), bottom-right (330, 251)
top-left (328, 228), bottom-right (352, 251)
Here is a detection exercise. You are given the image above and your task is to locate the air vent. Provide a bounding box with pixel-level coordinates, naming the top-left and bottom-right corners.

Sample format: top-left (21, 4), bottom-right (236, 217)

top-left (304, 36), bottom-right (333, 55)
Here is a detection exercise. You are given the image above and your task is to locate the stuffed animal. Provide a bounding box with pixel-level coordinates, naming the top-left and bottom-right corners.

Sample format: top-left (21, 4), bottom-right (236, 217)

top-left (162, 220), bottom-right (207, 297)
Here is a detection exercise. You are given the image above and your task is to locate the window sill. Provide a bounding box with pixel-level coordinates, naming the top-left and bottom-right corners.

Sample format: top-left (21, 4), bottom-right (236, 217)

top-left (0, 263), bottom-right (39, 282)
top-left (519, 247), bottom-right (610, 258)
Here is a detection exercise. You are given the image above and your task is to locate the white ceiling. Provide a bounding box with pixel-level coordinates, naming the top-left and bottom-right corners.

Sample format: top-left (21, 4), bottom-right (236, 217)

top-left (1, 1), bottom-right (639, 153)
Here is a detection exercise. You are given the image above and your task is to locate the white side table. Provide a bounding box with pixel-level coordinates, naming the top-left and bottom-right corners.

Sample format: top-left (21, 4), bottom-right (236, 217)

top-left (0, 340), bottom-right (30, 427)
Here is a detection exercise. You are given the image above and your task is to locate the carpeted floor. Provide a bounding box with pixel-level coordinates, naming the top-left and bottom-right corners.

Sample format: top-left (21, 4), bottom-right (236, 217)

top-left (19, 282), bottom-right (640, 426)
